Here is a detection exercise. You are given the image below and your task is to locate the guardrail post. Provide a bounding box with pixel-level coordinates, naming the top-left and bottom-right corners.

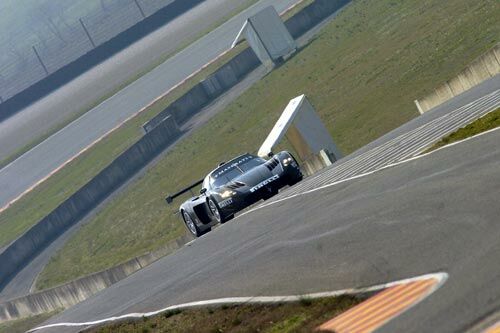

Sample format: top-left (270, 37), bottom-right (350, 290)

top-left (79, 18), bottom-right (96, 48)
top-left (32, 46), bottom-right (49, 76)
top-left (134, 0), bottom-right (146, 18)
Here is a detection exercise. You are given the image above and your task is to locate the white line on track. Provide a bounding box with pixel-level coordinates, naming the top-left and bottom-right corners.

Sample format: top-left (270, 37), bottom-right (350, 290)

top-left (28, 272), bottom-right (448, 332)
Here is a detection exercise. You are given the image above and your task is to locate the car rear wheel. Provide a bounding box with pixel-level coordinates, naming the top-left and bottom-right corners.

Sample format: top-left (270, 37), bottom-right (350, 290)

top-left (182, 211), bottom-right (209, 237)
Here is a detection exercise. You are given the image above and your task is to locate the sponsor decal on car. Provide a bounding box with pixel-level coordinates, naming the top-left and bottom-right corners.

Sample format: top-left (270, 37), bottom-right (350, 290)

top-left (219, 198), bottom-right (233, 208)
top-left (250, 175), bottom-right (280, 193)
top-left (213, 156), bottom-right (254, 179)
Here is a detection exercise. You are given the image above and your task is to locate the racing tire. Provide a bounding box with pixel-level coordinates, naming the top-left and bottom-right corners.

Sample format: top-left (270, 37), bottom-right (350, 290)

top-left (208, 198), bottom-right (231, 224)
top-left (182, 211), bottom-right (210, 237)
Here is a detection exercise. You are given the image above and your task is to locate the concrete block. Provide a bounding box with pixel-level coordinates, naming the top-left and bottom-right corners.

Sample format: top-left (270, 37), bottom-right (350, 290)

top-left (415, 43), bottom-right (499, 113)
top-left (447, 75), bottom-right (466, 96)
top-left (201, 76), bottom-right (224, 99)
top-left (493, 44), bottom-right (500, 65)
top-left (434, 84), bottom-right (454, 101)
top-left (229, 48), bottom-right (260, 79)
top-left (479, 52), bottom-right (500, 77)
top-left (469, 60), bottom-right (491, 83)
top-left (456, 71), bottom-right (473, 91)
top-left (302, 151), bottom-right (333, 177)
top-left (213, 65), bottom-right (239, 90)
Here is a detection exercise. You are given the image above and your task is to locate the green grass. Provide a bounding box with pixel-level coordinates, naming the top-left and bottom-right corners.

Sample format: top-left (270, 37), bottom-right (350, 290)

top-left (425, 108), bottom-right (500, 152)
top-left (35, 0), bottom-right (500, 289)
top-left (87, 296), bottom-right (360, 333)
top-left (0, 0), bottom-right (260, 170)
top-left (0, 311), bottom-right (59, 333)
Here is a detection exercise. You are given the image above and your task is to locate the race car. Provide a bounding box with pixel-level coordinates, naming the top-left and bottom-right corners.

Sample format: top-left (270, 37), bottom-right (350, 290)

top-left (167, 151), bottom-right (302, 237)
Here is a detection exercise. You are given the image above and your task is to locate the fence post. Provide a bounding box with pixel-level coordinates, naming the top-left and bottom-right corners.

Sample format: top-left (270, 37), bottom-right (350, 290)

top-left (79, 18), bottom-right (96, 48)
top-left (32, 46), bottom-right (49, 76)
top-left (134, 0), bottom-right (146, 18)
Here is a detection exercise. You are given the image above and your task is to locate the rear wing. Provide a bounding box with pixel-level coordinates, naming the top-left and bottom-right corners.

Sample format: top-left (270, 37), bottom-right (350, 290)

top-left (165, 179), bottom-right (203, 204)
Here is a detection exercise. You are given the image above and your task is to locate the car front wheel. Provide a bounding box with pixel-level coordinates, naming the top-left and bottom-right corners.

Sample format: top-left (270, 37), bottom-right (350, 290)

top-left (208, 198), bottom-right (233, 224)
top-left (182, 211), bottom-right (209, 237)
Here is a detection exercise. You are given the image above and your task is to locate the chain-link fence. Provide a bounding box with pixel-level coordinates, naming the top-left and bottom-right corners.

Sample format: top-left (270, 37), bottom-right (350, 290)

top-left (0, 0), bottom-right (178, 104)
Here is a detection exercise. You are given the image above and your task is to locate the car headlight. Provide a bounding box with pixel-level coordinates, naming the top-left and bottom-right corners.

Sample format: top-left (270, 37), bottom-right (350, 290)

top-left (283, 156), bottom-right (299, 168)
top-left (221, 190), bottom-right (237, 198)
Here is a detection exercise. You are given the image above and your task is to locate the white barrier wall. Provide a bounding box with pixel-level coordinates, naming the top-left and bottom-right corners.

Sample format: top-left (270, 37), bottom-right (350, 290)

top-left (415, 43), bottom-right (500, 114)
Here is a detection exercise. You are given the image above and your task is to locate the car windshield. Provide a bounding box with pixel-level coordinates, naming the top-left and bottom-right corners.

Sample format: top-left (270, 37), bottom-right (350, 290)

top-left (210, 155), bottom-right (265, 187)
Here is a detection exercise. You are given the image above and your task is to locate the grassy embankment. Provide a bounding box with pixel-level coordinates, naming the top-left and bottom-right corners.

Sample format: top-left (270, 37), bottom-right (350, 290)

top-left (0, 0), bottom-right (260, 170)
top-left (0, 311), bottom-right (59, 333)
top-left (34, 0), bottom-right (500, 289)
top-left (89, 296), bottom-right (360, 333)
top-left (425, 108), bottom-right (500, 152)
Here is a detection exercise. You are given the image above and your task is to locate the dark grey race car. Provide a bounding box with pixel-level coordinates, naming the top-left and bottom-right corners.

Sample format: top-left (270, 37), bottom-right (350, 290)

top-left (176, 152), bottom-right (302, 237)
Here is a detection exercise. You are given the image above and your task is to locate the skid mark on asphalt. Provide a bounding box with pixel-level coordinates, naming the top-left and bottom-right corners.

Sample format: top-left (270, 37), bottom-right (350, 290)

top-left (318, 277), bottom-right (441, 332)
top-left (28, 273), bottom-right (447, 332)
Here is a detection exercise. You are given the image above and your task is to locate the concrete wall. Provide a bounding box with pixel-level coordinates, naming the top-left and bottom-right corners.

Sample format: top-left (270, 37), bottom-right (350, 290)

top-left (285, 0), bottom-right (350, 39)
top-left (143, 47), bottom-right (261, 132)
top-left (415, 43), bottom-right (500, 114)
top-left (0, 117), bottom-right (180, 291)
top-left (0, 233), bottom-right (192, 322)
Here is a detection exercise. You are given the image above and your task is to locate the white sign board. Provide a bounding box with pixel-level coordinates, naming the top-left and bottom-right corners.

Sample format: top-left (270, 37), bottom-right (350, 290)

top-left (258, 95), bottom-right (342, 161)
top-left (232, 6), bottom-right (297, 67)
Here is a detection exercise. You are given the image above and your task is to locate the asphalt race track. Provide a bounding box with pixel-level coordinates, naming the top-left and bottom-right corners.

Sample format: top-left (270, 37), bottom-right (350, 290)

top-left (0, 0), bottom-right (302, 210)
top-left (33, 105), bottom-right (500, 331)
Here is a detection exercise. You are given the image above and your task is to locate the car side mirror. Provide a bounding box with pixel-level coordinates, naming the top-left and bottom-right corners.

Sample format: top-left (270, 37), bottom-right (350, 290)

top-left (200, 188), bottom-right (207, 195)
top-left (267, 151), bottom-right (274, 157)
